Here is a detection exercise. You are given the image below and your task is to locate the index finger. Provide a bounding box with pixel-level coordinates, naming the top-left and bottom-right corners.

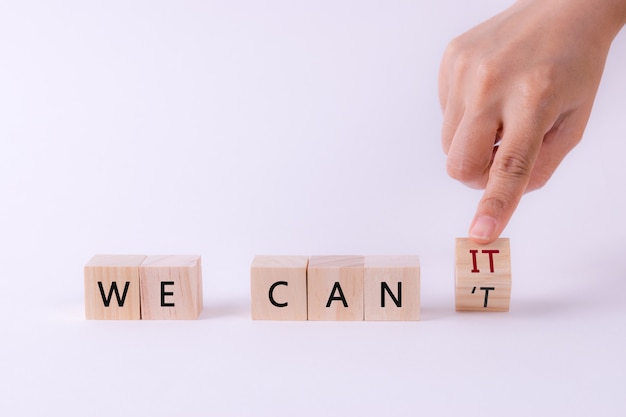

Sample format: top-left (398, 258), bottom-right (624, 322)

top-left (468, 117), bottom-right (546, 243)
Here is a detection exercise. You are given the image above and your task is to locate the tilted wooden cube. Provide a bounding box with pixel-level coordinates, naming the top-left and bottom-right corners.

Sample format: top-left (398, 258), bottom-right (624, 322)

top-left (455, 238), bottom-right (511, 312)
top-left (84, 254), bottom-right (146, 320)
top-left (250, 255), bottom-right (309, 320)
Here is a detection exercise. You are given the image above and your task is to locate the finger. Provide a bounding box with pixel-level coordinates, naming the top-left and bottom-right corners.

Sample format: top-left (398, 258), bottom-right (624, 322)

top-left (438, 66), bottom-right (450, 113)
top-left (441, 97), bottom-right (464, 155)
top-left (439, 52), bottom-right (465, 155)
top-left (468, 118), bottom-right (545, 243)
top-left (438, 38), bottom-right (458, 113)
top-left (526, 109), bottom-right (588, 192)
top-left (446, 108), bottom-right (502, 189)
top-left (439, 37), bottom-right (469, 153)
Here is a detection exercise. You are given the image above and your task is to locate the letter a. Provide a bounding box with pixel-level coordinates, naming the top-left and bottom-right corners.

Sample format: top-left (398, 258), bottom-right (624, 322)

top-left (326, 282), bottom-right (348, 308)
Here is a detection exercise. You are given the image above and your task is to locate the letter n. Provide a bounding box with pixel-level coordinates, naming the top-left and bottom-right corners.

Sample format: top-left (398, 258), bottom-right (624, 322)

top-left (381, 282), bottom-right (402, 308)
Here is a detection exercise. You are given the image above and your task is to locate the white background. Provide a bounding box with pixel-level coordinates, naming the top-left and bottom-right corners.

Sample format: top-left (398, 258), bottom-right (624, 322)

top-left (2, 0), bottom-right (626, 415)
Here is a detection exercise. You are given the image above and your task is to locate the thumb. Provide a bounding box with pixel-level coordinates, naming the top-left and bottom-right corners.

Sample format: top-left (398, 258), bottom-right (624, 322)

top-left (468, 125), bottom-right (543, 244)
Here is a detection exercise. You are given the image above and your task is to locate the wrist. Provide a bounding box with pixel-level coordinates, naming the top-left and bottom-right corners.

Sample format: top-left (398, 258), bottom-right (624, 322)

top-left (515, 0), bottom-right (626, 44)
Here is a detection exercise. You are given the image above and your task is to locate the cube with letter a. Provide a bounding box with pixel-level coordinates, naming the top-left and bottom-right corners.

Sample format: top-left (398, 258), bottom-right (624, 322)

top-left (308, 256), bottom-right (364, 321)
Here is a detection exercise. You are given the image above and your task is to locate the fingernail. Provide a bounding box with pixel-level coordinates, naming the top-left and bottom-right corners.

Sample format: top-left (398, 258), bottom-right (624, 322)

top-left (470, 216), bottom-right (497, 241)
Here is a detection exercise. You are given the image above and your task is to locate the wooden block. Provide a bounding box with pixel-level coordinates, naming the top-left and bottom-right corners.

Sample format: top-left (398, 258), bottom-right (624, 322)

top-left (139, 255), bottom-right (203, 320)
top-left (84, 254), bottom-right (146, 320)
top-left (307, 256), bottom-right (364, 321)
top-left (455, 238), bottom-right (511, 312)
top-left (364, 255), bottom-right (420, 321)
top-left (250, 256), bottom-right (309, 320)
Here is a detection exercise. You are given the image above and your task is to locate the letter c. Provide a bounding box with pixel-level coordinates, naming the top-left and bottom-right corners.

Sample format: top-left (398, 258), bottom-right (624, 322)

top-left (269, 281), bottom-right (288, 308)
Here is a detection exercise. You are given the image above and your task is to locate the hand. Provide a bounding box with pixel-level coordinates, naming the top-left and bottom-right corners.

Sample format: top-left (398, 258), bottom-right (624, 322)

top-left (439, 0), bottom-right (626, 243)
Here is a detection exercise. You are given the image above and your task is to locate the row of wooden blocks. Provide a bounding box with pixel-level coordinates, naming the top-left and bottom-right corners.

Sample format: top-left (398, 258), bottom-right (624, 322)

top-left (251, 238), bottom-right (512, 321)
top-left (252, 255), bottom-right (421, 320)
top-left (84, 239), bottom-right (511, 320)
top-left (84, 255), bottom-right (203, 320)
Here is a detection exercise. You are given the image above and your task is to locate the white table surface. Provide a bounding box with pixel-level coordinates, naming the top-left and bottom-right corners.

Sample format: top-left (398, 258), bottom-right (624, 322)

top-left (2, 1), bottom-right (626, 415)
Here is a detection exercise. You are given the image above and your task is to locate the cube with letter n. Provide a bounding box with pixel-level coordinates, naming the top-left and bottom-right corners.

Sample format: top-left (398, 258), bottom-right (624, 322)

top-left (364, 255), bottom-right (420, 321)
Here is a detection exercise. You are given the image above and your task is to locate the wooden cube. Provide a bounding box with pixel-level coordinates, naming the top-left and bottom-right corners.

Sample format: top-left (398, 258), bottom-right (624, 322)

top-left (364, 255), bottom-right (420, 321)
top-left (139, 255), bottom-right (203, 320)
top-left (455, 238), bottom-right (511, 312)
top-left (307, 256), bottom-right (364, 321)
top-left (250, 256), bottom-right (309, 320)
top-left (84, 254), bottom-right (146, 320)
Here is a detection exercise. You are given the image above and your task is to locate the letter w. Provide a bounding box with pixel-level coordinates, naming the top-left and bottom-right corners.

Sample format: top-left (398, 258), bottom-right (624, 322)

top-left (98, 281), bottom-right (130, 307)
